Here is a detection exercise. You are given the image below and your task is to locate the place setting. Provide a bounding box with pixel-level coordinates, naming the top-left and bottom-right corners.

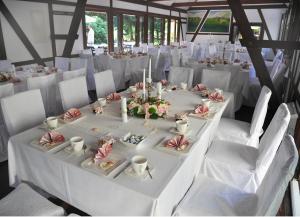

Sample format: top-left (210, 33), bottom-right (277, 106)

top-left (189, 99), bottom-right (218, 120)
top-left (59, 108), bottom-right (85, 124)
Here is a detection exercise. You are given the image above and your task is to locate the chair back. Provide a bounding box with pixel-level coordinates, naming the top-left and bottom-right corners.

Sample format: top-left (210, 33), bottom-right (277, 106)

top-left (249, 86), bottom-right (272, 136)
top-left (63, 68), bottom-right (86, 81)
top-left (201, 69), bottom-right (231, 91)
top-left (171, 48), bottom-right (180, 67)
top-left (256, 135), bottom-right (298, 215)
top-left (54, 57), bottom-right (69, 72)
top-left (94, 70), bottom-right (116, 98)
top-left (95, 48), bottom-right (104, 55)
top-left (58, 76), bottom-right (89, 111)
top-left (168, 67), bottom-right (194, 88)
top-left (0, 60), bottom-right (13, 72)
top-left (70, 58), bottom-right (87, 71)
top-left (256, 103), bottom-right (290, 185)
top-left (94, 54), bottom-right (111, 72)
top-left (1, 89), bottom-right (46, 136)
top-left (27, 74), bottom-right (57, 116)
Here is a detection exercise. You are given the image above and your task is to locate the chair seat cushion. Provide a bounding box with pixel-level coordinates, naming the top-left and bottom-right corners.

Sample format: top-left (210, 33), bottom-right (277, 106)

top-left (215, 118), bottom-right (259, 148)
top-left (0, 183), bottom-right (64, 216)
top-left (174, 174), bottom-right (256, 216)
top-left (201, 140), bottom-right (259, 193)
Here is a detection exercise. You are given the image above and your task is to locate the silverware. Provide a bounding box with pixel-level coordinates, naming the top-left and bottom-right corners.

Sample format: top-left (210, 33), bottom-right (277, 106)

top-left (83, 144), bottom-right (87, 154)
top-left (146, 165), bottom-right (152, 179)
top-left (113, 161), bottom-right (131, 179)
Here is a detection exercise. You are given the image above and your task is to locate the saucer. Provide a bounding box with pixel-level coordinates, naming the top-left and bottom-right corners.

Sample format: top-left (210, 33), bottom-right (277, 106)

top-left (124, 164), bottom-right (154, 180)
top-left (64, 143), bottom-right (90, 155)
top-left (42, 120), bottom-right (63, 130)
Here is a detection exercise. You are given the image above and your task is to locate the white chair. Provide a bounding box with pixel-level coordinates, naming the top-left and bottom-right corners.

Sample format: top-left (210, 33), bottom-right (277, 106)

top-left (132, 47), bottom-right (143, 54)
top-left (201, 69), bottom-right (231, 91)
top-left (79, 54), bottom-right (96, 91)
top-left (95, 48), bottom-right (104, 55)
top-left (290, 178), bottom-right (300, 216)
top-left (170, 48), bottom-right (180, 67)
top-left (70, 58), bottom-right (87, 71)
top-left (62, 68), bottom-right (86, 81)
top-left (174, 134), bottom-right (298, 216)
top-left (94, 54), bottom-right (111, 72)
top-left (0, 183), bottom-right (64, 215)
top-left (27, 74), bottom-right (57, 116)
top-left (201, 103), bottom-right (290, 193)
top-left (94, 70), bottom-right (116, 98)
top-left (58, 76), bottom-right (89, 111)
top-left (215, 86), bottom-right (272, 148)
top-left (54, 57), bottom-right (69, 72)
top-left (0, 60), bottom-right (13, 72)
top-left (208, 43), bottom-right (217, 57)
top-left (0, 83), bottom-right (14, 162)
top-left (1, 89), bottom-right (46, 136)
top-left (110, 58), bottom-right (126, 91)
top-left (81, 49), bottom-right (92, 55)
top-left (168, 67), bottom-right (194, 88)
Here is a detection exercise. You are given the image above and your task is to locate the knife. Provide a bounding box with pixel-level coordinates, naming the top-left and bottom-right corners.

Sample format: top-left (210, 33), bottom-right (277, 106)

top-left (113, 161), bottom-right (131, 179)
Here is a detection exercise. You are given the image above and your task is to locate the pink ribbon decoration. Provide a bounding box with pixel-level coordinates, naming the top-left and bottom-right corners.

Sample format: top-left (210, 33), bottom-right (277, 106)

top-left (165, 135), bottom-right (189, 151)
top-left (135, 82), bottom-right (144, 89)
top-left (106, 93), bottom-right (121, 101)
top-left (208, 92), bottom-right (224, 102)
top-left (194, 83), bottom-right (207, 91)
top-left (63, 108), bottom-right (81, 120)
top-left (161, 80), bottom-right (168, 86)
top-left (39, 131), bottom-right (65, 146)
top-left (194, 104), bottom-right (209, 117)
top-left (94, 143), bottom-right (113, 162)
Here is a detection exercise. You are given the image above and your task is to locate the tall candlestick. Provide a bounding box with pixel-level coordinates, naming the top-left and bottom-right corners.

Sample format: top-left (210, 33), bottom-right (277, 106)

top-left (143, 68), bottom-right (146, 101)
top-left (121, 97), bottom-right (127, 112)
top-left (148, 58), bottom-right (151, 80)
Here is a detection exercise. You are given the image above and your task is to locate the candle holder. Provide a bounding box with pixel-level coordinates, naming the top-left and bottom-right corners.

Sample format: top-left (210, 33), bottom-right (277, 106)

top-left (146, 80), bottom-right (153, 102)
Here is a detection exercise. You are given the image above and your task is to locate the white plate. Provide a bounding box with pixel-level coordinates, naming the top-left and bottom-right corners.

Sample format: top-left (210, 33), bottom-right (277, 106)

top-left (155, 136), bottom-right (195, 155)
top-left (81, 153), bottom-right (125, 176)
top-left (124, 164), bottom-right (154, 180)
top-left (30, 137), bottom-right (69, 153)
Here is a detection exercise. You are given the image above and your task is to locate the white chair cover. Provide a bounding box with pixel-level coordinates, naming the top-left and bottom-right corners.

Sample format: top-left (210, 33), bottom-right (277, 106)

top-left (27, 74), bottom-right (57, 116)
top-left (58, 76), bottom-right (90, 111)
top-left (81, 49), bottom-right (92, 55)
top-left (201, 69), bottom-right (231, 91)
top-left (168, 67), bottom-right (194, 88)
top-left (79, 54), bottom-right (96, 91)
top-left (1, 89), bottom-right (46, 136)
top-left (62, 68), bottom-right (86, 81)
top-left (0, 60), bottom-right (13, 72)
top-left (140, 43), bottom-right (148, 53)
top-left (192, 45), bottom-right (202, 61)
top-left (94, 70), bottom-right (116, 98)
top-left (201, 103), bottom-right (290, 193)
top-left (0, 83), bottom-right (14, 162)
top-left (208, 44), bottom-right (217, 57)
top-left (0, 183), bottom-right (65, 215)
top-left (170, 48), bottom-right (180, 67)
top-left (215, 86), bottom-right (271, 148)
top-left (94, 54), bottom-right (111, 72)
top-left (110, 58), bottom-right (126, 91)
top-left (132, 47), bottom-right (143, 54)
top-left (186, 42), bottom-right (194, 57)
top-left (174, 134), bottom-right (298, 216)
top-left (95, 48), bottom-right (104, 55)
top-left (54, 57), bottom-right (69, 72)
top-left (70, 58), bottom-right (87, 71)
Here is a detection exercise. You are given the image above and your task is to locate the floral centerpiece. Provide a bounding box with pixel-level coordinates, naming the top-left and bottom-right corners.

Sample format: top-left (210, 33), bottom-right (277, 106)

top-left (127, 96), bottom-right (170, 119)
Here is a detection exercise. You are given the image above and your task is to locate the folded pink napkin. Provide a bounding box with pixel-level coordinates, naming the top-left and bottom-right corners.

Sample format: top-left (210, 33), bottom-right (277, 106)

top-left (63, 108), bottom-right (81, 120)
top-left (93, 106), bottom-right (103, 114)
top-left (165, 135), bottom-right (189, 151)
top-left (106, 93), bottom-right (121, 101)
top-left (39, 131), bottom-right (65, 146)
top-left (194, 83), bottom-right (207, 91)
top-left (161, 80), bottom-right (168, 86)
top-left (94, 143), bottom-right (112, 162)
top-left (208, 92), bottom-right (224, 102)
top-left (135, 82), bottom-right (144, 89)
top-left (194, 104), bottom-right (209, 116)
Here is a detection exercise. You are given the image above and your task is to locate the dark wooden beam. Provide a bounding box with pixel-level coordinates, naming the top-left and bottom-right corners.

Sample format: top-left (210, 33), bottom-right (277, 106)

top-left (82, 11), bottom-right (87, 49)
top-left (240, 39), bottom-right (300, 49)
top-left (167, 10), bottom-right (171, 45)
top-left (48, 0), bottom-right (56, 57)
top-left (118, 14), bottom-right (123, 49)
top-left (53, 11), bottom-right (74, 16)
top-left (0, 0), bottom-right (45, 65)
top-left (52, 0), bottom-right (76, 6)
top-left (227, 0), bottom-right (279, 105)
top-left (62, 0), bottom-right (87, 57)
top-left (191, 10), bottom-right (210, 42)
top-left (257, 8), bottom-right (276, 54)
top-left (136, 15), bottom-right (140, 47)
top-left (52, 34), bottom-right (79, 40)
top-left (0, 13), bottom-right (7, 60)
top-left (161, 18), bottom-right (165, 45)
top-left (144, 1), bottom-right (149, 44)
top-left (108, 0), bottom-right (114, 52)
top-left (188, 4), bottom-right (287, 10)
top-left (179, 12), bottom-right (184, 41)
top-left (174, 0), bottom-right (288, 7)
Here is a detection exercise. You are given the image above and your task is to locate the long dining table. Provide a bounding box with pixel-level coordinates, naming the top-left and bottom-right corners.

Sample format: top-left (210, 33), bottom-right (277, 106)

top-left (8, 89), bottom-right (233, 215)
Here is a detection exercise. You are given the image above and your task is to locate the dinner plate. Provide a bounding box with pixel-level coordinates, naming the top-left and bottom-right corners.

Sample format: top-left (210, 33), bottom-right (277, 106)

top-left (30, 137), bottom-right (69, 153)
top-left (155, 136), bottom-right (195, 155)
top-left (124, 164), bottom-right (154, 180)
top-left (81, 153), bottom-right (125, 176)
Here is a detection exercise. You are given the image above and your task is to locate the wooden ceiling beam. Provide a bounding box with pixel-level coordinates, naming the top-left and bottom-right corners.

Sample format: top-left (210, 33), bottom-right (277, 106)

top-left (191, 10), bottom-right (210, 42)
top-left (188, 4), bottom-right (287, 10)
top-left (173, 0), bottom-right (288, 7)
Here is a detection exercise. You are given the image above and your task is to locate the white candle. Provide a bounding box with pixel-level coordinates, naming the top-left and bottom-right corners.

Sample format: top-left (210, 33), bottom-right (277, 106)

top-left (148, 58), bottom-right (151, 80)
top-left (121, 97), bottom-right (127, 112)
top-left (157, 82), bottom-right (162, 99)
top-left (143, 68), bottom-right (146, 100)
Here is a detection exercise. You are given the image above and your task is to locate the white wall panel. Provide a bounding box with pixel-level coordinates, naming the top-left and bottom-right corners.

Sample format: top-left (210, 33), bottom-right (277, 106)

top-left (52, 5), bottom-right (75, 12)
top-left (87, 0), bottom-right (110, 7)
top-left (114, 0), bottom-right (146, 11)
top-left (54, 15), bottom-right (72, 34)
top-left (148, 7), bottom-right (169, 16)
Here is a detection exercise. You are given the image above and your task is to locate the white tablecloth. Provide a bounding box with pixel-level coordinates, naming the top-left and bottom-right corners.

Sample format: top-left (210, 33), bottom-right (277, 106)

top-left (188, 61), bottom-right (249, 111)
top-left (8, 90), bottom-right (233, 215)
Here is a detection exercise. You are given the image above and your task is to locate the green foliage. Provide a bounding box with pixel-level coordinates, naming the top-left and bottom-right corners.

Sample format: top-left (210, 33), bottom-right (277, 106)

top-left (187, 17), bottom-right (201, 32)
top-left (86, 12), bottom-right (108, 44)
top-left (123, 15), bottom-right (136, 42)
top-left (202, 17), bottom-right (230, 33)
top-left (148, 107), bottom-right (156, 114)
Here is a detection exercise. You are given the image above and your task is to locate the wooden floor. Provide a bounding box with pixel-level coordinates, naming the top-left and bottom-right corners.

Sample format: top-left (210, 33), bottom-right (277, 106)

top-left (0, 105), bottom-right (291, 216)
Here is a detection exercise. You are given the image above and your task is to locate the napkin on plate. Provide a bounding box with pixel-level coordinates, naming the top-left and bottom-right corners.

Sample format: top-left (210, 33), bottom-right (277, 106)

top-left (194, 104), bottom-right (209, 116)
top-left (135, 82), bottom-right (144, 89)
top-left (39, 131), bottom-right (65, 146)
top-left (161, 79), bottom-right (168, 86)
top-left (194, 83), bottom-right (207, 91)
top-left (63, 108), bottom-right (81, 120)
top-left (106, 93), bottom-right (121, 101)
top-left (208, 92), bottom-right (224, 102)
top-left (94, 143), bottom-right (112, 163)
top-left (165, 135), bottom-right (190, 151)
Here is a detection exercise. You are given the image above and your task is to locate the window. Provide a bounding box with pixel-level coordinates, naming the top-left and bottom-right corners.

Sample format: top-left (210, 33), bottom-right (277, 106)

top-left (113, 15), bottom-right (120, 50)
top-left (148, 17), bottom-right (154, 43)
top-left (139, 16), bottom-right (144, 44)
top-left (123, 14), bottom-right (136, 50)
top-left (170, 19), bottom-right (176, 43)
top-left (164, 19), bottom-right (168, 45)
top-left (154, 18), bottom-right (162, 46)
top-left (85, 11), bottom-right (108, 48)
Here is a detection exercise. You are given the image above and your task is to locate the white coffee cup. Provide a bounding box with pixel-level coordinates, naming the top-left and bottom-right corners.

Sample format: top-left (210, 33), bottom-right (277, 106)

top-left (98, 98), bottom-right (107, 107)
top-left (176, 120), bottom-right (188, 134)
top-left (129, 86), bottom-right (137, 93)
top-left (70, 136), bottom-right (84, 152)
top-left (46, 117), bottom-right (58, 129)
top-left (180, 82), bottom-right (187, 90)
top-left (201, 99), bottom-right (210, 107)
top-left (131, 155), bottom-right (148, 176)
